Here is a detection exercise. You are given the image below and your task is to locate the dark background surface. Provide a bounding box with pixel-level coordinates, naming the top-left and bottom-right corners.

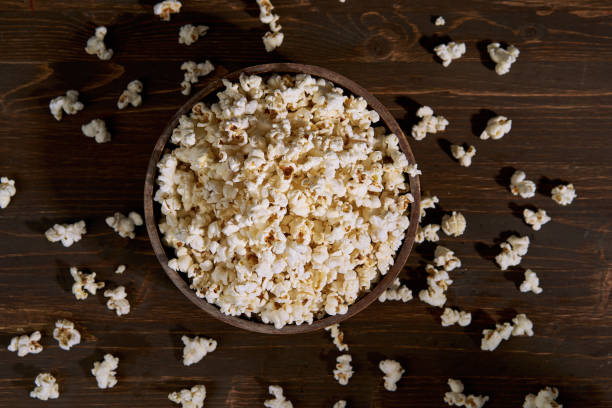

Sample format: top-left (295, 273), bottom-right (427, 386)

top-left (0, 0), bottom-right (611, 406)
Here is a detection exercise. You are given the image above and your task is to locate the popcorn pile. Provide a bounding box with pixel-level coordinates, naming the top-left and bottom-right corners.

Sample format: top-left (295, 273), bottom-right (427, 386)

top-left (257, 0), bottom-right (284, 52)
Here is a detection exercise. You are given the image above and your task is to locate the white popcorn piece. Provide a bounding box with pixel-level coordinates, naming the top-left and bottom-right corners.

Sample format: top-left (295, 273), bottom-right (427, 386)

top-left (450, 144), bottom-right (476, 167)
top-left (153, 0), bottom-right (181, 21)
top-left (419, 264), bottom-right (452, 307)
top-left (179, 24), bottom-right (209, 46)
top-left (511, 313), bottom-right (534, 337)
top-left (551, 184), bottom-right (576, 206)
top-left (420, 194), bottom-right (439, 219)
top-left (333, 401), bottom-right (347, 408)
top-left (406, 163), bottom-right (421, 178)
top-left (487, 42), bottom-right (520, 75)
top-left (481, 322), bottom-right (513, 351)
top-left (433, 245), bottom-right (461, 272)
top-left (0, 177), bottom-right (16, 209)
top-left (169, 385), bottom-right (207, 408)
top-left (435, 16), bottom-right (446, 26)
top-left (434, 42), bottom-right (466, 67)
top-left (115, 264), bottom-right (126, 274)
top-left (45, 220), bottom-right (86, 247)
top-left (479, 115), bottom-right (511, 140)
top-left (105, 211), bottom-right (143, 239)
top-left (411, 106), bottom-right (449, 141)
top-left (49, 90), bottom-right (84, 121)
top-left (378, 278), bottom-right (413, 302)
top-left (30, 373), bottom-right (59, 400)
top-left (257, 0), bottom-right (284, 52)
top-left (495, 235), bottom-right (530, 270)
top-left (181, 60), bottom-right (215, 95)
top-left (104, 286), bottom-right (131, 316)
top-left (263, 31), bottom-right (284, 52)
top-left (85, 26), bottom-right (113, 60)
top-left (379, 359), bottom-right (404, 392)
top-left (440, 307), bottom-right (471, 327)
top-left (117, 80), bottom-right (143, 109)
top-left (441, 211), bottom-right (466, 237)
top-left (419, 285), bottom-right (447, 307)
top-left (444, 379), bottom-right (490, 408)
top-left (7, 331), bottom-right (43, 357)
top-left (416, 224), bottom-right (441, 243)
top-left (70, 266), bottom-right (104, 300)
top-left (325, 324), bottom-right (349, 352)
top-left (181, 335), bottom-right (217, 366)
top-left (91, 353), bottom-right (119, 389)
top-left (265, 385), bottom-right (293, 408)
top-left (52, 319), bottom-right (81, 351)
top-left (81, 118), bottom-right (111, 143)
top-left (523, 387), bottom-right (562, 408)
top-left (465, 395), bottom-right (490, 408)
top-left (333, 354), bottom-right (354, 385)
top-left (523, 208), bottom-right (551, 231)
top-left (510, 170), bottom-right (536, 198)
top-left (520, 269), bottom-right (543, 294)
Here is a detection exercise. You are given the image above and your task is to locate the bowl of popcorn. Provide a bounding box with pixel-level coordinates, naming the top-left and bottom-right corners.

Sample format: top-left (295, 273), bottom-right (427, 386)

top-left (144, 63), bottom-right (421, 333)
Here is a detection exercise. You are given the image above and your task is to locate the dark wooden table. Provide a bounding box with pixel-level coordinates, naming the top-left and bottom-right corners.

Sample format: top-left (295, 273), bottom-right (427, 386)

top-left (1, 0), bottom-right (611, 406)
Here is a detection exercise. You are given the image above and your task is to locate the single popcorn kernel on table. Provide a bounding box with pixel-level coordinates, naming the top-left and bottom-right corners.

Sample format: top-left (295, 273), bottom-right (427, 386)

top-left (84, 26), bottom-right (113, 60)
top-left (155, 73), bottom-right (415, 329)
top-left (444, 378), bottom-right (490, 408)
top-left (441, 307), bottom-right (471, 327)
top-left (333, 354), bottom-right (354, 385)
top-left (434, 16), bottom-right (446, 26)
top-left (379, 359), bottom-right (404, 391)
top-left (495, 235), bottom-right (530, 270)
top-left (117, 80), bottom-right (143, 109)
top-left (52, 319), bottom-right (81, 351)
top-left (441, 211), bottom-right (466, 237)
top-left (104, 286), bottom-right (131, 316)
top-left (30, 373), bottom-right (59, 401)
top-left (7, 331), bottom-right (43, 357)
top-left (0, 177), bottom-right (16, 209)
top-left (91, 353), bottom-right (119, 389)
top-left (551, 183), bottom-right (576, 205)
top-left (512, 313), bottom-right (534, 336)
top-left (181, 335), bottom-right (217, 366)
top-left (45, 220), bottom-right (86, 247)
top-left (481, 321), bottom-right (513, 351)
top-left (510, 170), bottom-right (536, 198)
top-left (480, 115), bottom-right (512, 140)
top-left (105, 211), bottom-right (143, 239)
top-left (433, 245), bottom-right (461, 271)
top-left (325, 323), bottom-right (349, 352)
top-left (434, 42), bottom-right (466, 67)
top-left (70, 266), bottom-right (104, 300)
top-left (520, 269), bottom-right (543, 294)
top-left (487, 42), bottom-right (520, 75)
top-left (169, 385), bottom-right (207, 408)
top-left (451, 144), bottom-right (476, 167)
top-left (180, 60), bottom-right (215, 95)
top-left (264, 385), bottom-right (293, 408)
top-left (523, 208), bottom-right (551, 231)
top-left (523, 387), bottom-right (563, 408)
top-left (179, 24), bottom-right (209, 46)
top-left (420, 193), bottom-right (439, 219)
top-left (49, 90), bottom-right (84, 121)
top-left (378, 278), bottom-right (413, 302)
top-left (411, 105), bottom-right (449, 141)
top-left (81, 118), bottom-right (111, 144)
top-left (115, 264), bottom-right (126, 274)
top-left (153, 0), bottom-right (181, 21)
top-left (333, 401), bottom-right (347, 408)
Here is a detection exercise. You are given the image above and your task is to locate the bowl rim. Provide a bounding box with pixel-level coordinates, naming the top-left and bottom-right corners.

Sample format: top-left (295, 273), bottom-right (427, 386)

top-left (143, 63), bottom-right (421, 334)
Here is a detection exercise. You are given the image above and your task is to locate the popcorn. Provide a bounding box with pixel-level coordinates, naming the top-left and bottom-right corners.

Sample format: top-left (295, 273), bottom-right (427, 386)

top-left (433, 245), bottom-right (461, 271)
top-left (434, 42), bottom-right (466, 67)
top-left (523, 208), bottom-right (551, 231)
top-left (333, 354), bottom-right (354, 385)
top-left (0, 177), bottom-right (16, 208)
top-left (117, 80), bottom-right (143, 109)
top-left (45, 220), bottom-right (86, 247)
top-left (520, 269), bottom-right (543, 294)
top-left (481, 322), bottom-right (513, 351)
top-left (70, 267), bottom-right (104, 299)
top-left (84, 26), bottom-right (113, 60)
top-left (53, 319), bottom-right (81, 351)
top-left (444, 378), bottom-right (466, 406)
top-left (440, 307), bottom-right (471, 327)
top-left (510, 170), bottom-right (536, 198)
top-left (325, 324), bottom-right (349, 351)
top-left (181, 335), bottom-right (217, 366)
top-left (435, 16), bottom-right (446, 26)
top-left (181, 60), bottom-right (215, 95)
top-left (523, 387), bottom-right (562, 408)
top-left (179, 24), bottom-right (209, 46)
top-left (416, 224), bottom-right (441, 243)
top-left (551, 184), bottom-right (576, 205)
top-left (406, 163), bottom-right (421, 177)
top-left (169, 385), bottom-right (207, 408)
top-left (265, 385), bottom-right (293, 408)
top-left (479, 116), bottom-right (511, 140)
top-left (495, 235), bottom-right (529, 270)
top-left (378, 278), bottom-right (413, 302)
top-left (115, 264), bottom-right (126, 274)
top-left (153, 0), bottom-right (181, 21)
top-left (333, 401), bottom-right (347, 408)
top-left (105, 211), bottom-right (143, 239)
top-left (257, 0), bottom-right (284, 52)
top-left (450, 144), bottom-right (476, 167)
top-left (411, 106), bottom-right (449, 141)
top-left (419, 264), bottom-right (452, 307)
top-left (81, 118), bottom-right (111, 143)
top-left (49, 90), bottom-right (84, 121)
top-left (263, 31), bottom-right (285, 52)
top-left (104, 286), bottom-right (130, 316)
top-left (511, 313), bottom-right (534, 337)
top-left (487, 42), bottom-right (520, 75)
top-left (441, 211), bottom-right (466, 237)
top-left (379, 359), bottom-right (404, 391)
top-left (420, 194), bottom-right (439, 219)
top-left (465, 395), bottom-right (490, 408)
top-left (30, 373), bottom-right (59, 400)
top-left (7, 331), bottom-right (43, 357)
top-left (91, 353), bottom-right (119, 389)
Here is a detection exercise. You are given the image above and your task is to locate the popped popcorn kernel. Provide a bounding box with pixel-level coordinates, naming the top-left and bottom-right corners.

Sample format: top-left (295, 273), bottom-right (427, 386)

top-left (433, 245), bottom-right (461, 271)
top-left (480, 115), bottom-right (511, 140)
top-left (179, 24), bottom-right (209, 46)
top-left (444, 378), bottom-right (490, 408)
top-left (435, 16), bottom-right (446, 26)
top-left (481, 322), bottom-right (513, 351)
top-left (84, 26), bottom-right (113, 60)
top-left (441, 211), bottom-right (466, 237)
top-left (495, 235), bottom-right (529, 270)
top-left (115, 264), bottom-right (127, 274)
top-left (52, 319), bottom-right (81, 351)
top-left (81, 118), bottom-right (111, 144)
top-left (265, 385), bottom-right (293, 408)
top-left (117, 80), bottom-right (143, 109)
top-left (333, 401), bottom-right (347, 408)
top-left (411, 106), bottom-right (448, 141)
top-left (450, 144), bottom-right (476, 167)
top-left (325, 324), bottom-right (349, 352)
top-left (30, 373), bottom-right (59, 400)
top-left (333, 354), bottom-right (354, 385)
top-left (181, 60), bottom-right (215, 95)
top-left (105, 211), bottom-right (143, 239)
top-left (523, 208), bottom-right (551, 231)
top-left (91, 353), bottom-right (119, 389)
top-left (70, 267), bottom-right (104, 300)
top-left (416, 224), bottom-right (441, 243)
top-left (440, 307), bottom-right (471, 327)
top-left (378, 278), bottom-right (413, 303)
top-left (523, 387), bottom-right (562, 408)
top-left (511, 313), bottom-right (534, 337)
top-left (487, 42), bottom-right (520, 75)
top-left (45, 220), bottom-right (86, 247)
top-left (379, 359), bottom-right (404, 391)
top-left (434, 42), bottom-right (466, 67)
top-left (154, 0), bottom-right (181, 21)
top-left (49, 90), bottom-right (84, 121)
top-left (0, 177), bottom-right (16, 209)
top-left (169, 385), bottom-right (207, 408)
top-left (181, 335), bottom-right (217, 366)
top-left (520, 269), bottom-right (543, 294)
top-left (420, 193), bottom-right (439, 219)
top-left (510, 170), bottom-right (536, 198)
top-left (7, 331), bottom-right (43, 357)
top-left (104, 286), bottom-right (130, 316)
top-left (551, 184), bottom-right (576, 206)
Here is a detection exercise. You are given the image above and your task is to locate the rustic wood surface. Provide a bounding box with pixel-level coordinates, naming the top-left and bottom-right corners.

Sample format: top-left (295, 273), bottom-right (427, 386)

top-left (0, 0), bottom-right (611, 406)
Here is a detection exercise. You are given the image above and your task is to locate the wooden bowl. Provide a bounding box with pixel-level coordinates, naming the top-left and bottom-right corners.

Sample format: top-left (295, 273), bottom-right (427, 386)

top-left (144, 63), bottom-right (421, 334)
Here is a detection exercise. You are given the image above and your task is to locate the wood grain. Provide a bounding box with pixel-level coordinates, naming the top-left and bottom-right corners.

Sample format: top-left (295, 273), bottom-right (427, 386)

top-left (0, 0), bottom-right (611, 406)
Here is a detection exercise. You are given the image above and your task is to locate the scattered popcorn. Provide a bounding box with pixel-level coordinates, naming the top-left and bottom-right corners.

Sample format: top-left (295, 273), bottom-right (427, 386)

top-left (179, 24), bottom-right (209, 46)
top-left (265, 385), bottom-right (293, 408)
top-left (487, 42), bottom-right (520, 75)
top-left (81, 118), bottom-right (111, 143)
top-left (7, 331), bottom-right (43, 357)
top-left (105, 211), bottom-right (143, 239)
top-left (325, 324), bottom-right (349, 352)
top-left (49, 90), bottom-right (84, 121)
top-left (153, 0), bottom-right (181, 21)
top-left (479, 115), bottom-right (511, 140)
top-left (441, 307), bottom-right (471, 327)
top-left (91, 353), bottom-right (119, 389)
top-left (117, 80), bottom-right (143, 109)
top-left (30, 373), bottom-right (59, 400)
top-left (441, 211), bottom-right (466, 237)
top-left (104, 286), bottom-right (130, 316)
top-left (45, 220), bottom-right (86, 247)
top-left (333, 354), bottom-right (354, 385)
top-left (481, 322), bottom-right (513, 351)
top-left (435, 16), bottom-right (446, 26)
top-left (434, 42), bottom-right (466, 67)
top-left (523, 208), bottom-right (551, 231)
top-left (415, 224), bottom-right (441, 244)
top-left (52, 319), bottom-right (81, 351)
top-left (420, 194), bottom-right (439, 219)
top-left (333, 401), bottom-right (347, 408)
top-left (433, 245), bottom-right (461, 271)
top-left (510, 170), bottom-right (536, 198)
top-left (450, 144), bottom-right (476, 167)
top-left (378, 278), bottom-right (413, 302)
top-left (523, 387), bottom-right (562, 408)
top-left (411, 106), bottom-right (449, 141)
top-left (520, 269), bottom-right (543, 294)
top-left (180, 60), bottom-right (215, 95)
top-left (257, 0), bottom-right (284, 52)
top-left (181, 335), bottom-right (217, 366)
top-left (84, 26), bottom-right (113, 60)
top-left (70, 266), bottom-right (104, 300)
top-left (419, 264), bottom-right (452, 307)
top-left (115, 264), bottom-right (126, 274)
top-left (169, 385), bottom-right (207, 408)
top-left (379, 359), bottom-right (404, 391)
top-left (511, 313), bottom-right (534, 337)
top-left (0, 177), bottom-right (16, 209)
top-left (495, 235), bottom-right (530, 270)
top-left (551, 184), bottom-right (576, 206)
